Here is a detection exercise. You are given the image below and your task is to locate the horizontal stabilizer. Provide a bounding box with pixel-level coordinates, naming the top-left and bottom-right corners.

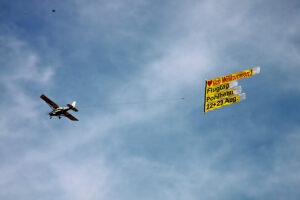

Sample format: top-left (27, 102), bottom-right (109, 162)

top-left (67, 104), bottom-right (78, 112)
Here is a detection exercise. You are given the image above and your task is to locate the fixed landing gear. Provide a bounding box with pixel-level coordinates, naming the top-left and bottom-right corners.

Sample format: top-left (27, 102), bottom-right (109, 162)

top-left (50, 116), bottom-right (52, 119)
top-left (59, 116), bottom-right (61, 119)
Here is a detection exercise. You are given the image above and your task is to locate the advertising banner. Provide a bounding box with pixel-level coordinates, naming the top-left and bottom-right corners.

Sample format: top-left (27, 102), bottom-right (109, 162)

top-left (205, 86), bottom-right (242, 103)
top-left (206, 67), bottom-right (260, 87)
top-left (204, 93), bottom-right (246, 112)
top-left (205, 80), bottom-right (238, 95)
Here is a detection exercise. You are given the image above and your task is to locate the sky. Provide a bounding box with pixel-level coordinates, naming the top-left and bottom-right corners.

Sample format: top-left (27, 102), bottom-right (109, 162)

top-left (1, 0), bottom-right (300, 199)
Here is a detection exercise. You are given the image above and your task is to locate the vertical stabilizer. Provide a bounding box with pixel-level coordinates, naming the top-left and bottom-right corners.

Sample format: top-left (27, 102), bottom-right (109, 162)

top-left (67, 101), bottom-right (78, 112)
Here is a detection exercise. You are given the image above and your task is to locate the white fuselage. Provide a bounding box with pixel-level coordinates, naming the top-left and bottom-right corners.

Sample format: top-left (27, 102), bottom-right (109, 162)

top-left (49, 107), bottom-right (71, 116)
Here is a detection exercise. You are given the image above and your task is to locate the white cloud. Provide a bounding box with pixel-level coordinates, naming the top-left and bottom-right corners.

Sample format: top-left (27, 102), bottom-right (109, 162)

top-left (70, 1), bottom-right (300, 199)
top-left (0, 36), bottom-right (54, 85)
top-left (0, 35), bottom-right (55, 136)
top-left (53, 161), bottom-right (111, 200)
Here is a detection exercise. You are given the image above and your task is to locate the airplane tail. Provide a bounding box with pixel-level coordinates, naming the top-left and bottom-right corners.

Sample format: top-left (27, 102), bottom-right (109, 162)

top-left (67, 101), bottom-right (78, 112)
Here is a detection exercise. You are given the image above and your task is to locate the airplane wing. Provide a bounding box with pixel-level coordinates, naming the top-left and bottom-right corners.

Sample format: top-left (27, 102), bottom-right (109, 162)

top-left (63, 111), bottom-right (79, 121)
top-left (40, 94), bottom-right (59, 109)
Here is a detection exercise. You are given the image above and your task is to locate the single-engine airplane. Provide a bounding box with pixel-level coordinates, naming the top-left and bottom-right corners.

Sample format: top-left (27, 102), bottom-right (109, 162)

top-left (40, 94), bottom-right (79, 121)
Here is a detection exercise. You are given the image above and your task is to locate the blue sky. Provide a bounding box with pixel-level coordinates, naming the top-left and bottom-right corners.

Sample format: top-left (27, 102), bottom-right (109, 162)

top-left (1, 0), bottom-right (300, 199)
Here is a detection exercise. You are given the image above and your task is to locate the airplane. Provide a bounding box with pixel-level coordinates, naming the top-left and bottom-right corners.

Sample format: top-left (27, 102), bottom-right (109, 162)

top-left (40, 94), bottom-right (79, 121)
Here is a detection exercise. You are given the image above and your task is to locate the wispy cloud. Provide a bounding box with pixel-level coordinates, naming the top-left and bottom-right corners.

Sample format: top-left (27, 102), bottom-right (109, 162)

top-left (0, 34), bottom-right (55, 138)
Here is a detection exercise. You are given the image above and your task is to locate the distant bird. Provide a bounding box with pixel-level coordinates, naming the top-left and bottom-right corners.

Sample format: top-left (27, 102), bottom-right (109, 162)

top-left (52, 9), bottom-right (55, 12)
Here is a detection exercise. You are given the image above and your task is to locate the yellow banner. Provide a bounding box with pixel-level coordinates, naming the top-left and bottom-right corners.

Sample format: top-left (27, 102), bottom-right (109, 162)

top-left (206, 69), bottom-right (253, 87)
top-left (206, 88), bottom-right (236, 103)
top-left (205, 81), bottom-right (237, 95)
top-left (205, 94), bottom-right (241, 112)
